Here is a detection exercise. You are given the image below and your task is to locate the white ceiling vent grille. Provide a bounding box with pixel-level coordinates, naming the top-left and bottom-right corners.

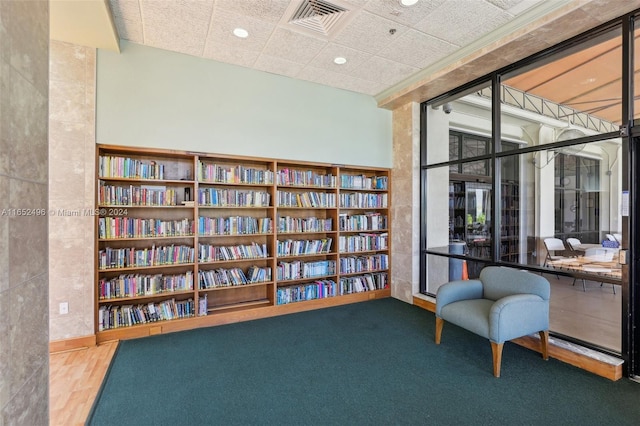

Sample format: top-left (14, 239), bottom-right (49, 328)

top-left (289, 0), bottom-right (349, 36)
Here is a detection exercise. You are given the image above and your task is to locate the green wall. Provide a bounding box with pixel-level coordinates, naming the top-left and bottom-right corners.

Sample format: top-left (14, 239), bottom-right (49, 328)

top-left (96, 41), bottom-right (392, 167)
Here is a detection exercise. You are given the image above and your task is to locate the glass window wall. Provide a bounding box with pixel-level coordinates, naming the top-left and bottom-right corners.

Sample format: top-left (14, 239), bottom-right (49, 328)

top-left (422, 26), bottom-right (624, 353)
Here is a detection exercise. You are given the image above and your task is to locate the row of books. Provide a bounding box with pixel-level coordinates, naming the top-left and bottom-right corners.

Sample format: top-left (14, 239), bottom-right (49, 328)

top-left (98, 298), bottom-right (194, 331)
top-left (98, 217), bottom-right (194, 239)
top-left (276, 168), bottom-right (336, 188)
top-left (197, 161), bottom-right (274, 185)
top-left (198, 266), bottom-right (272, 289)
top-left (275, 272), bottom-right (388, 305)
top-left (99, 183), bottom-right (178, 206)
top-left (338, 212), bottom-right (387, 231)
top-left (277, 216), bottom-right (332, 233)
top-left (276, 279), bottom-right (337, 305)
top-left (198, 242), bottom-right (268, 262)
top-left (99, 155), bottom-right (166, 180)
top-left (276, 260), bottom-right (336, 281)
top-left (339, 192), bottom-right (388, 209)
top-left (338, 233), bottom-right (388, 253)
top-left (197, 188), bottom-right (271, 207)
top-left (277, 191), bottom-right (337, 208)
top-left (199, 216), bottom-right (272, 236)
top-left (340, 254), bottom-right (388, 274)
top-left (340, 174), bottom-right (388, 190)
top-left (97, 213), bottom-right (386, 238)
top-left (340, 272), bottom-right (388, 294)
top-left (98, 245), bottom-right (195, 270)
top-left (277, 238), bottom-right (333, 256)
top-left (98, 272), bottom-right (194, 300)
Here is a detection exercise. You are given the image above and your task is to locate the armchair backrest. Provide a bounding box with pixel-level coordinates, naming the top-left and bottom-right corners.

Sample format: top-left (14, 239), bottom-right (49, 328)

top-left (480, 266), bottom-right (550, 301)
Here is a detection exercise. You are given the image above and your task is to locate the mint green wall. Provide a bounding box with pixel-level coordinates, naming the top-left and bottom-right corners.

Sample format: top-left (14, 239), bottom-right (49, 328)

top-left (96, 42), bottom-right (392, 167)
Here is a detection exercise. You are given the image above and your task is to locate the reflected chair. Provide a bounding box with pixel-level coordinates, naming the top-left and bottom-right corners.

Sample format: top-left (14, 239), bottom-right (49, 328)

top-left (565, 237), bottom-right (581, 254)
top-left (435, 266), bottom-right (550, 377)
top-left (613, 233), bottom-right (622, 244)
top-left (543, 238), bottom-right (568, 266)
top-left (543, 238), bottom-right (569, 279)
top-left (606, 233), bottom-right (617, 242)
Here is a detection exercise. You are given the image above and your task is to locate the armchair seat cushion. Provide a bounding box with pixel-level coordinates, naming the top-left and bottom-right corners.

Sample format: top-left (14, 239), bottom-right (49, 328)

top-left (440, 299), bottom-right (493, 339)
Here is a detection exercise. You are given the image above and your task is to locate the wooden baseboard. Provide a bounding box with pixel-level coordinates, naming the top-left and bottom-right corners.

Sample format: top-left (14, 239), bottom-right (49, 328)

top-left (50, 335), bottom-right (96, 353)
top-left (412, 296), bottom-right (623, 381)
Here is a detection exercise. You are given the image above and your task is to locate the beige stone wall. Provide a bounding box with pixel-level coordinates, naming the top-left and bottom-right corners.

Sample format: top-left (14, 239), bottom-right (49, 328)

top-left (390, 102), bottom-right (420, 303)
top-left (48, 41), bottom-right (96, 341)
top-left (0, 1), bottom-right (50, 424)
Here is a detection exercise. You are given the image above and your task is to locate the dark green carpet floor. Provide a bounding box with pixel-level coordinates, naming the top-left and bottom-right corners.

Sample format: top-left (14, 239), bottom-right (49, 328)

top-left (87, 298), bottom-right (640, 425)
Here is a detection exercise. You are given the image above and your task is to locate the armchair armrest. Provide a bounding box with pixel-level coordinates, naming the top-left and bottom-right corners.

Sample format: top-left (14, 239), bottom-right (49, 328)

top-left (489, 294), bottom-right (549, 343)
top-left (436, 279), bottom-right (483, 317)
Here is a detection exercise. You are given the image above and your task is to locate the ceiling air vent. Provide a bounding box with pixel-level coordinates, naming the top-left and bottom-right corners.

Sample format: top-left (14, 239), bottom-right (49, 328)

top-left (289, 0), bottom-right (349, 36)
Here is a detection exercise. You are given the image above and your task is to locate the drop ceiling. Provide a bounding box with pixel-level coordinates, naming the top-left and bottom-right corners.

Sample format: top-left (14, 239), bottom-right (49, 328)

top-left (51, 0), bottom-right (640, 125)
top-left (105, 0), bottom-right (551, 97)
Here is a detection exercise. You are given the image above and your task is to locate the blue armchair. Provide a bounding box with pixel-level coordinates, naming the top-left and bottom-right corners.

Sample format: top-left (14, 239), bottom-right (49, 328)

top-left (435, 266), bottom-right (550, 377)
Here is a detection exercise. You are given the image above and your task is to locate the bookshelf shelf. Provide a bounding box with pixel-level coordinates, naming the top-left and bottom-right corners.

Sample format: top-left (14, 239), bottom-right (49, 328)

top-left (99, 236), bottom-right (195, 242)
top-left (208, 299), bottom-right (272, 313)
top-left (199, 281), bottom-right (274, 291)
top-left (198, 257), bottom-right (275, 266)
top-left (95, 144), bottom-right (390, 341)
top-left (98, 177), bottom-right (194, 185)
top-left (98, 263), bottom-right (196, 273)
top-left (98, 289), bottom-right (195, 303)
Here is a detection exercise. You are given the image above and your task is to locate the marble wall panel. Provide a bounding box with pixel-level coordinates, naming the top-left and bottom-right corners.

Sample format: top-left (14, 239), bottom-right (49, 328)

top-left (49, 41), bottom-right (97, 341)
top-left (0, 2), bottom-right (49, 422)
top-left (391, 102), bottom-right (420, 303)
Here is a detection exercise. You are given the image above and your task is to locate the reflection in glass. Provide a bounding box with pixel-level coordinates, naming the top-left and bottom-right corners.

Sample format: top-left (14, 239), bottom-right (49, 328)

top-left (501, 27), bottom-right (622, 148)
top-left (425, 81), bottom-right (491, 166)
top-left (423, 27), bottom-right (626, 350)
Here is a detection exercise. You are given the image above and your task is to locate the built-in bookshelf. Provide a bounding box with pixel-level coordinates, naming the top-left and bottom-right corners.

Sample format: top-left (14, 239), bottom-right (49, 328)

top-left (95, 145), bottom-right (391, 342)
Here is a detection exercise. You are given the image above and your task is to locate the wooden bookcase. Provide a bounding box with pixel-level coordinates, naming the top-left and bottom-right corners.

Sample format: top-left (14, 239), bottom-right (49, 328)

top-left (95, 145), bottom-right (391, 342)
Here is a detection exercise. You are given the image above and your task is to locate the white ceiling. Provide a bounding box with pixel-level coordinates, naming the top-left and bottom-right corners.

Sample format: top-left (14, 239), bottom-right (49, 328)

top-left (107, 0), bottom-right (549, 97)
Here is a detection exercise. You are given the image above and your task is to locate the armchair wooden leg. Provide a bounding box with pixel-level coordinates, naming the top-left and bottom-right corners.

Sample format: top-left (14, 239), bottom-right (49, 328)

top-left (435, 317), bottom-right (443, 344)
top-left (539, 330), bottom-right (549, 361)
top-left (491, 341), bottom-right (504, 378)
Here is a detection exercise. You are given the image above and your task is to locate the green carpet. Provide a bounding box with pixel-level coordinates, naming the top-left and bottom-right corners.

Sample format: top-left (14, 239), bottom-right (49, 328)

top-left (87, 298), bottom-right (640, 425)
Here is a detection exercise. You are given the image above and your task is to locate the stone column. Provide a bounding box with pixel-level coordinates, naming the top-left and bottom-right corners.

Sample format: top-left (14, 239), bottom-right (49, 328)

top-left (0, 1), bottom-right (50, 424)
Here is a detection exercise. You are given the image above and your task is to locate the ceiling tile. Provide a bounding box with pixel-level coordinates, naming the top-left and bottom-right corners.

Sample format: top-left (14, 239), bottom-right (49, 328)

top-left (362, 0), bottom-right (447, 27)
top-left (332, 10), bottom-right (409, 55)
top-left (262, 27), bottom-right (327, 64)
top-left (487, 0), bottom-right (541, 15)
top-left (298, 65), bottom-right (386, 95)
top-left (109, 0), bottom-right (142, 21)
top-left (414, 0), bottom-right (513, 46)
top-left (140, 0), bottom-right (214, 56)
top-left (205, 8), bottom-right (276, 53)
top-left (214, 0), bottom-right (291, 24)
top-left (350, 55), bottom-right (418, 86)
top-left (377, 29), bottom-right (458, 68)
top-left (203, 43), bottom-right (260, 68)
top-left (254, 53), bottom-right (304, 78)
top-left (307, 43), bottom-right (372, 74)
top-left (112, 16), bottom-right (144, 43)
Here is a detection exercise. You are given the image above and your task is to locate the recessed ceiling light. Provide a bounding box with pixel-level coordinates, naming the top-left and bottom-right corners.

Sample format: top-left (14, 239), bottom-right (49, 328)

top-left (233, 28), bottom-right (249, 38)
top-left (334, 57), bottom-right (347, 65)
top-left (399, 0), bottom-right (419, 6)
